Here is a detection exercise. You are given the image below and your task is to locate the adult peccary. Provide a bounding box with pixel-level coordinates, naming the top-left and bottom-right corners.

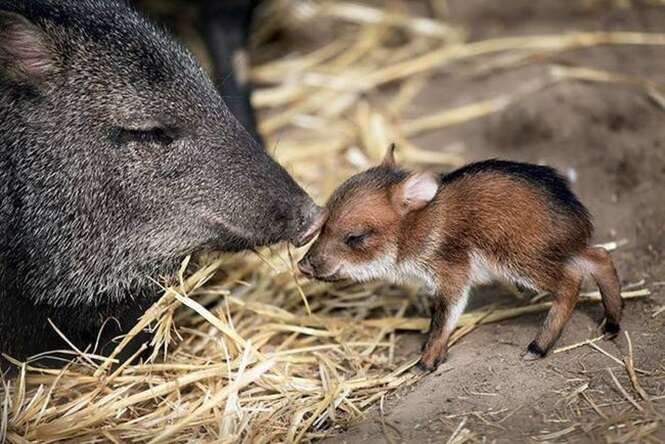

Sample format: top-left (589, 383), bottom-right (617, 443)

top-left (0, 0), bottom-right (324, 371)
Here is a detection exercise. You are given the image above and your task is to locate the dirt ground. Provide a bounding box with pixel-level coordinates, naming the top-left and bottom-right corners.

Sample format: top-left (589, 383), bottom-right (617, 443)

top-left (321, 1), bottom-right (665, 442)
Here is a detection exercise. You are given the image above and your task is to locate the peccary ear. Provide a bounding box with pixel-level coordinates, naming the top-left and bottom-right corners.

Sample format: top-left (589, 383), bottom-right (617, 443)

top-left (0, 12), bottom-right (58, 84)
top-left (392, 171), bottom-right (439, 214)
top-left (381, 143), bottom-right (397, 167)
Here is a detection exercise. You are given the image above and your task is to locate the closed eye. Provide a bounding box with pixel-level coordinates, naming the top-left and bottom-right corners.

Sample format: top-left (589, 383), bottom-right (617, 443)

top-left (344, 231), bottom-right (372, 248)
top-left (115, 127), bottom-right (175, 146)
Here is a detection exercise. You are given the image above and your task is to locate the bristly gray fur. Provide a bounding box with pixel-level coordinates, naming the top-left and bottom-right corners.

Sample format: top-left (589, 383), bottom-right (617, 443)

top-left (0, 0), bottom-right (315, 365)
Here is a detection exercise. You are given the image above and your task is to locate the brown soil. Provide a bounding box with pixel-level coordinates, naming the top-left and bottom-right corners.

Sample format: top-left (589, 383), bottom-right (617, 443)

top-left (325, 1), bottom-right (665, 442)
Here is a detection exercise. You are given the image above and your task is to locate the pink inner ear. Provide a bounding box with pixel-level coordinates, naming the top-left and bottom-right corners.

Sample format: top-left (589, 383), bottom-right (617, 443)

top-left (1, 14), bottom-right (55, 77)
top-left (402, 172), bottom-right (439, 210)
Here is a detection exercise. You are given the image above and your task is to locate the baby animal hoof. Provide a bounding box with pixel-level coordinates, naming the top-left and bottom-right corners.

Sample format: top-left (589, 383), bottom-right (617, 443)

top-left (521, 351), bottom-right (543, 361)
top-left (522, 341), bottom-right (546, 361)
top-left (416, 356), bottom-right (445, 373)
top-left (603, 320), bottom-right (621, 340)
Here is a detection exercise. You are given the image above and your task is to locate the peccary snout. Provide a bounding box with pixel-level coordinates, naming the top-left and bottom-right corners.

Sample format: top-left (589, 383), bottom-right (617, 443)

top-left (199, 127), bottom-right (321, 251)
top-left (293, 204), bottom-right (328, 248)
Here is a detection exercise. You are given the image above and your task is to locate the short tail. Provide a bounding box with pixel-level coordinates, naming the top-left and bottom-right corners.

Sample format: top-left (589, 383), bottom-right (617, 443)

top-left (580, 247), bottom-right (623, 335)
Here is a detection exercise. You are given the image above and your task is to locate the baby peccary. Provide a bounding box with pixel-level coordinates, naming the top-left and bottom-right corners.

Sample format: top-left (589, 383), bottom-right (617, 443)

top-left (299, 146), bottom-right (623, 371)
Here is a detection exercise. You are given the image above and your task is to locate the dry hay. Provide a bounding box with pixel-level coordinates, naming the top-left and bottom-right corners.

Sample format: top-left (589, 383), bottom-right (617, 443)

top-left (2, 1), bottom-right (665, 442)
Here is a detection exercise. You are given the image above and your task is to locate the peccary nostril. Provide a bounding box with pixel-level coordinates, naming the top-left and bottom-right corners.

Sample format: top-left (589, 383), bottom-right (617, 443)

top-left (298, 257), bottom-right (314, 277)
top-left (292, 205), bottom-right (328, 247)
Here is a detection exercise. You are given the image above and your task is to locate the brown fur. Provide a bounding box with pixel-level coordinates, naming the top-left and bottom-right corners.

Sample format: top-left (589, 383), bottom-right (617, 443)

top-left (299, 153), bottom-right (622, 371)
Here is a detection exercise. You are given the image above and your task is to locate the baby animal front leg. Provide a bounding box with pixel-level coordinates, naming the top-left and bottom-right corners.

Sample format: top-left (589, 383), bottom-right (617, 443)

top-left (418, 286), bottom-right (470, 372)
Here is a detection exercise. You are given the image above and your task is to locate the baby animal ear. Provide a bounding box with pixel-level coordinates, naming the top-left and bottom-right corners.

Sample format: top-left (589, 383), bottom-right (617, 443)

top-left (392, 171), bottom-right (439, 214)
top-left (381, 143), bottom-right (397, 167)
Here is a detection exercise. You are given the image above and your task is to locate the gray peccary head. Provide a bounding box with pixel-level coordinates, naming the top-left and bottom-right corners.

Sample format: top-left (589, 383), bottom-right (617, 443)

top-left (0, 0), bottom-right (324, 307)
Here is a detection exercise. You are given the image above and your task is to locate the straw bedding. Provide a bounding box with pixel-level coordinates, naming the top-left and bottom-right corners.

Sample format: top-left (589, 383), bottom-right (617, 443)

top-left (1, 1), bottom-right (663, 442)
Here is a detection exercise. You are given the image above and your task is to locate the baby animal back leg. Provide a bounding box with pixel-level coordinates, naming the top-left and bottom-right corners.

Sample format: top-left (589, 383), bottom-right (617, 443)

top-left (524, 267), bottom-right (582, 360)
top-left (582, 246), bottom-right (623, 336)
